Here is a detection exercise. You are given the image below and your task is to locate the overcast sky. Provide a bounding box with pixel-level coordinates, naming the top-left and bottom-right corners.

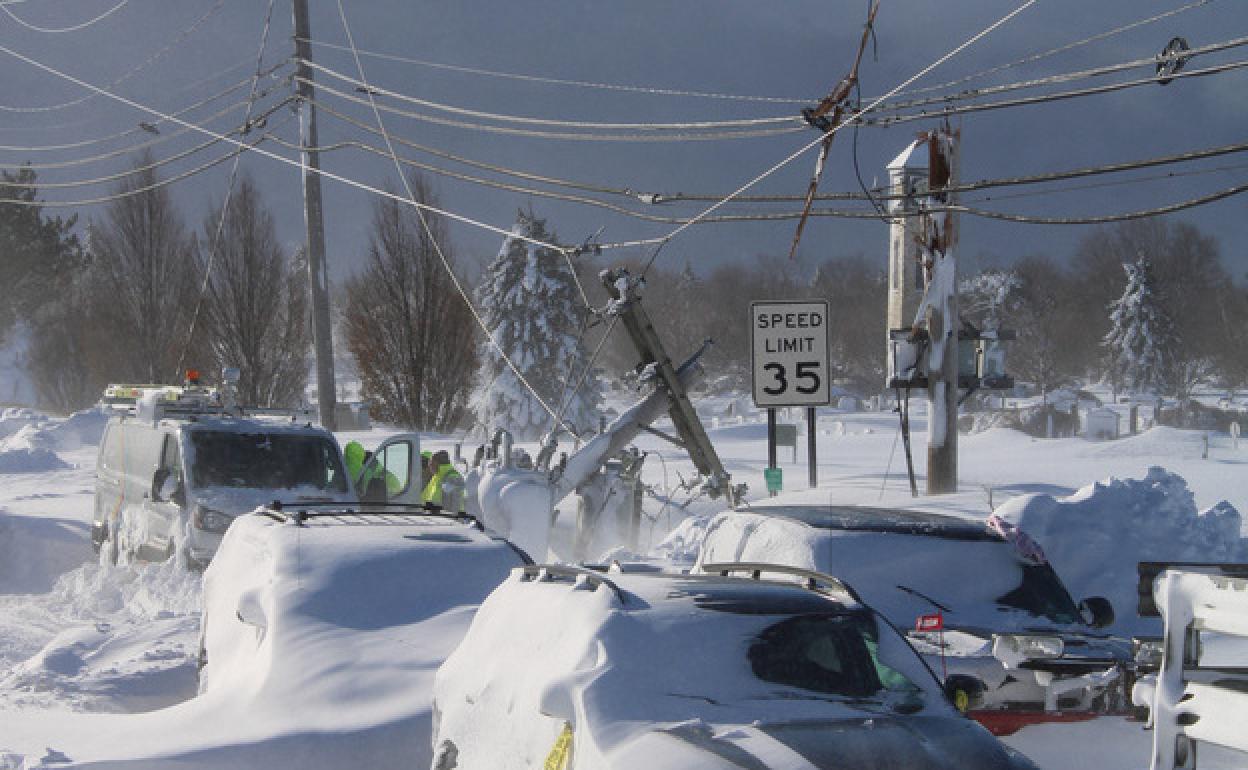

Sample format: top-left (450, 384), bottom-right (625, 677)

top-left (2, 0), bottom-right (1246, 283)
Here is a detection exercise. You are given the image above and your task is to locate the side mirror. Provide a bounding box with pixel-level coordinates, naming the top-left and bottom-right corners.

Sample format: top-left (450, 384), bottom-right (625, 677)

top-left (943, 674), bottom-right (984, 713)
top-left (537, 681), bottom-right (575, 722)
top-left (236, 590), bottom-right (267, 632)
top-left (1079, 596), bottom-right (1115, 629)
top-left (152, 468), bottom-right (171, 501)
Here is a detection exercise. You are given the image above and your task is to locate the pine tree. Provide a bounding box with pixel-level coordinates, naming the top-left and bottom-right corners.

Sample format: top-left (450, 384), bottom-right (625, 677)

top-left (1103, 255), bottom-right (1176, 396)
top-left (471, 210), bottom-right (601, 440)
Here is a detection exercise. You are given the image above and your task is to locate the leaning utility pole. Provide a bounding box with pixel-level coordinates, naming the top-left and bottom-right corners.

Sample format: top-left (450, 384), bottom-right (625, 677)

top-left (292, 0), bottom-right (337, 430)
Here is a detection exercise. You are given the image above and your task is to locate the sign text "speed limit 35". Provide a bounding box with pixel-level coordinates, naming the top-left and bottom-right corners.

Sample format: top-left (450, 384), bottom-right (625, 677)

top-left (750, 300), bottom-right (831, 407)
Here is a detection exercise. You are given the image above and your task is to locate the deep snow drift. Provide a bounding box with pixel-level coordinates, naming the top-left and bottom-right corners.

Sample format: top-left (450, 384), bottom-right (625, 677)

top-left (0, 404), bottom-right (1246, 769)
top-left (995, 466), bottom-right (1244, 636)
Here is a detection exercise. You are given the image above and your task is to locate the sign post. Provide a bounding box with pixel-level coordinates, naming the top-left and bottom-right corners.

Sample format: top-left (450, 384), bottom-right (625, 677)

top-left (751, 300), bottom-right (831, 494)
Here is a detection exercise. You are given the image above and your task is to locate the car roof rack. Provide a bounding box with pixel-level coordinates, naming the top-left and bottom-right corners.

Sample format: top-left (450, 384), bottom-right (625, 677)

top-left (101, 383), bottom-right (314, 423)
top-left (264, 500), bottom-right (483, 529)
top-left (520, 563), bottom-right (626, 604)
top-left (699, 561), bottom-right (862, 604)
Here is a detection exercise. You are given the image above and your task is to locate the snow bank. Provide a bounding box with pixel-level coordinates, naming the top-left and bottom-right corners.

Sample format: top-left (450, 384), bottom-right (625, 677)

top-left (44, 408), bottom-right (109, 450)
top-left (0, 510), bottom-right (89, 595)
top-left (0, 447), bottom-right (69, 473)
top-left (995, 467), bottom-right (1244, 635)
top-left (650, 514), bottom-right (711, 563)
top-left (0, 408), bottom-right (46, 440)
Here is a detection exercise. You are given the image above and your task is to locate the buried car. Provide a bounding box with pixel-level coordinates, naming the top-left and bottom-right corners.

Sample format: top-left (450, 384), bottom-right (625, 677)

top-left (695, 506), bottom-right (1131, 736)
top-left (431, 561), bottom-right (1039, 769)
top-left (195, 502), bottom-right (529, 766)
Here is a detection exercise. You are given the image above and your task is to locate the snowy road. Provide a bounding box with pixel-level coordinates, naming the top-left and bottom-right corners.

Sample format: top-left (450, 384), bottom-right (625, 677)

top-left (0, 405), bottom-right (1245, 767)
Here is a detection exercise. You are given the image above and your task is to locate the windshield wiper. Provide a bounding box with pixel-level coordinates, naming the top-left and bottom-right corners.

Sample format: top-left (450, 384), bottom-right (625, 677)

top-left (896, 584), bottom-right (952, 614)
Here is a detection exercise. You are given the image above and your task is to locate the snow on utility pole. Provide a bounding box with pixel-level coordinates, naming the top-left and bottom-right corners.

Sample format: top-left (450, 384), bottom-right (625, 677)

top-left (920, 128), bottom-right (959, 495)
top-left (292, 0), bottom-right (337, 430)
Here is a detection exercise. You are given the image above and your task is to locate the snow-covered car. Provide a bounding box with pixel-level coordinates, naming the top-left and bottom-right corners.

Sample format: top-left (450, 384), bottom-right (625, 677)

top-left (93, 382), bottom-right (427, 566)
top-left (695, 506), bottom-right (1131, 736)
top-left (431, 561), bottom-right (1040, 769)
top-left (196, 503), bottom-right (530, 764)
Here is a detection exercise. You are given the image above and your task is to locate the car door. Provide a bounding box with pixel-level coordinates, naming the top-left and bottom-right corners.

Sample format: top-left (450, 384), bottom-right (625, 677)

top-left (147, 432), bottom-right (185, 552)
top-left (94, 420), bottom-right (125, 545)
top-left (357, 434), bottom-right (423, 505)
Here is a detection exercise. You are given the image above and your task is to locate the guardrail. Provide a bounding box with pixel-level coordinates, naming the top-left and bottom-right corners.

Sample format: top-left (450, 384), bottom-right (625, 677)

top-left (1142, 565), bottom-right (1248, 770)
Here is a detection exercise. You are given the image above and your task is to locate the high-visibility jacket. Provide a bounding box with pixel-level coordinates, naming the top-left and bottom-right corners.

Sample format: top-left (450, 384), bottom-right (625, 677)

top-left (422, 462), bottom-right (464, 511)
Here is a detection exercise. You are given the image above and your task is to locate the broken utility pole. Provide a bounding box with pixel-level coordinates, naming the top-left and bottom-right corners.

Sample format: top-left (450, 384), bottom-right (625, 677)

top-left (292, 0), bottom-right (337, 430)
top-left (602, 268), bottom-right (738, 504)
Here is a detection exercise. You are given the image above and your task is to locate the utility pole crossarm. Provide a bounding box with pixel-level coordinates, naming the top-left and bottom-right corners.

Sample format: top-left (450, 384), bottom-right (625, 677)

top-left (602, 269), bottom-right (735, 502)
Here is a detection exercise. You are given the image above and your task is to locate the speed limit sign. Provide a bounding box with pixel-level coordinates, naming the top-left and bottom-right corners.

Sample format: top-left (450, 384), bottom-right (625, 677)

top-left (750, 300), bottom-right (831, 408)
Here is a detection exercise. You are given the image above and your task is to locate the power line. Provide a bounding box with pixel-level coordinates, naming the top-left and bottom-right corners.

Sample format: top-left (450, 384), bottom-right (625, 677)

top-left (298, 36), bottom-right (813, 105)
top-left (868, 34), bottom-right (1248, 115)
top-left (863, 56), bottom-right (1248, 125)
top-left (332, 0), bottom-right (582, 438)
top-left (0, 0), bottom-right (224, 113)
top-left (0, 125), bottom-right (289, 208)
top-left (953, 182), bottom-right (1248, 224)
top-left (0, 61), bottom-right (290, 153)
top-left (0, 35), bottom-right (595, 253)
top-left (1, 0), bottom-right (126, 32)
top-left (876, 0), bottom-right (1215, 101)
top-left (175, 0), bottom-right (277, 375)
top-left (643, 0), bottom-right (1039, 275)
top-left (301, 76), bottom-right (805, 142)
top-left (1, 93), bottom-right (291, 179)
top-left (300, 57), bottom-right (800, 131)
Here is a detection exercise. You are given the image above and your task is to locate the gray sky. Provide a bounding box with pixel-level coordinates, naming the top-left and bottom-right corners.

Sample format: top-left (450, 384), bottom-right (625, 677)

top-left (2, 0), bottom-right (1246, 283)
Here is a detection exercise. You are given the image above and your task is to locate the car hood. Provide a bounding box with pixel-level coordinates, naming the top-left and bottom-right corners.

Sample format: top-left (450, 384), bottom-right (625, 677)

top-left (607, 715), bottom-right (1036, 770)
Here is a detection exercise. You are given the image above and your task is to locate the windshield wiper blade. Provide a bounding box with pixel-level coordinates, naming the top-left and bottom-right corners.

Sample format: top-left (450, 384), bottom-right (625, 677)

top-left (896, 584), bottom-right (952, 613)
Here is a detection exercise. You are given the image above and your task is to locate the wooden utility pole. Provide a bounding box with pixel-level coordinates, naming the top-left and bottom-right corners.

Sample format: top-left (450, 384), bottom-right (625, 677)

top-left (923, 128), bottom-right (959, 495)
top-left (292, 0), bottom-right (337, 430)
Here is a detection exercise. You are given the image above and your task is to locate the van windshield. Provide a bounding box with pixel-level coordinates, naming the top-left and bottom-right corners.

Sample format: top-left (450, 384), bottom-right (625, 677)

top-left (189, 431), bottom-right (347, 493)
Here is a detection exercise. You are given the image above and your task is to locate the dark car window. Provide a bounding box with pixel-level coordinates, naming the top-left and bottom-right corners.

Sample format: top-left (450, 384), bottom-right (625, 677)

top-left (996, 563), bottom-right (1081, 625)
top-left (750, 613), bottom-right (920, 699)
top-left (189, 431), bottom-right (347, 492)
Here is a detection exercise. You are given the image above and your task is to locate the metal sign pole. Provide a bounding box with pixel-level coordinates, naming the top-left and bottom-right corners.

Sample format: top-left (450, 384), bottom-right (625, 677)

top-left (807, 407), bottom-right (817, 488)
top-left (767, 408), bottom-right (778, 497)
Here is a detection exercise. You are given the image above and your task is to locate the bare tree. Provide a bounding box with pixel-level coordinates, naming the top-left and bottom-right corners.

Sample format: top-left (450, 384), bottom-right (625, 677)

top-left (84, 150), bottom-right (201, 384)
top-left (343, 173), bottom-right (478, 431)
top-left (198, 176), bottom-right (309, 407)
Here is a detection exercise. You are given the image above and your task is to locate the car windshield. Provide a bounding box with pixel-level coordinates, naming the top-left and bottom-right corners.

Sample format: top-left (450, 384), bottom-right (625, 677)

top-left (996, 563), bottom-right (1081, 625)
top-left (189, 431), bottom-right (347, 492)
top-left (749, 612), bottom-right (930, 712)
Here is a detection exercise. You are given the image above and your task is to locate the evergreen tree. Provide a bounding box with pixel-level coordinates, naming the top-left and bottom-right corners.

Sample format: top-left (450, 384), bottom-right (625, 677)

top-left (471, 210), bottom-right (600, 440)
top-left (1103, 255), bottom-right (1176, 396)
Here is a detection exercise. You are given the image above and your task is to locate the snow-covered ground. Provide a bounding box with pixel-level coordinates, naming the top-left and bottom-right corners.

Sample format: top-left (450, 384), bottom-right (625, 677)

top-left (0, 400), bottom-right (1246, 768)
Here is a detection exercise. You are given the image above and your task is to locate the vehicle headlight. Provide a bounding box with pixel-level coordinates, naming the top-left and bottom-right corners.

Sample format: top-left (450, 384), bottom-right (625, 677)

top-left (193, 506), bottom-right (232, 533)
top-left (1132, 637), bottom-right (1165, 670)
top-left (993, 634), bottom-right (1064, 666)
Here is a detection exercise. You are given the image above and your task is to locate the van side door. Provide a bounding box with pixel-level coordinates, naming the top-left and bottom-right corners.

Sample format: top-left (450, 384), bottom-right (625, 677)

top-left (357, 434), bottom-right (422, 505)
top-left (94, 420), bottom-right (125, 546)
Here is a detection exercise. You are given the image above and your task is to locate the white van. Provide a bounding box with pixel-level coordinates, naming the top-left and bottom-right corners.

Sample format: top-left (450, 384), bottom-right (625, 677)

top-left (92, 383), bottom-right (425, 567)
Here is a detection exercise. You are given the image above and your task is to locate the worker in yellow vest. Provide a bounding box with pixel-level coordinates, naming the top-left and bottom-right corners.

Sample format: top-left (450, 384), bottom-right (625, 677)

top-left (422, 450), bottom-right (464, 513)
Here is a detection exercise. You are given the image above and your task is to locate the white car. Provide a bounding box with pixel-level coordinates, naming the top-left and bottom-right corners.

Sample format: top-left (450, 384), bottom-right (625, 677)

top-left (431, 562), bottom-right (1040, 769)
top-left (196, 503), bottom-right (529, 764)
top-left (695, 506), bottom-right (1131, 736)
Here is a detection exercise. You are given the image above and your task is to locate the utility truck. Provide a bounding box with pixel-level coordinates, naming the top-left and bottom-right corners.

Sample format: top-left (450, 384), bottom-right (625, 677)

top-left (92, 370), bottom-right (424, 567)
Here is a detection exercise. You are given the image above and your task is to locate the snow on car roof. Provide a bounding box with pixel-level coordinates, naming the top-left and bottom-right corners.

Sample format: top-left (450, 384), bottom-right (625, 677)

top-left (611, 569), bottom-right (861, 614)
top-left (749, 504), bottom-right (1000, 542)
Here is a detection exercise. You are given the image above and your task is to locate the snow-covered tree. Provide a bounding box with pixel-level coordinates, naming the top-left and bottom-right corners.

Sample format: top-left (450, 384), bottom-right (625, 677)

top-left (471, 210), bottom-right (601, 441)
top-left (1103, 255), bottom-right (1176, 396)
